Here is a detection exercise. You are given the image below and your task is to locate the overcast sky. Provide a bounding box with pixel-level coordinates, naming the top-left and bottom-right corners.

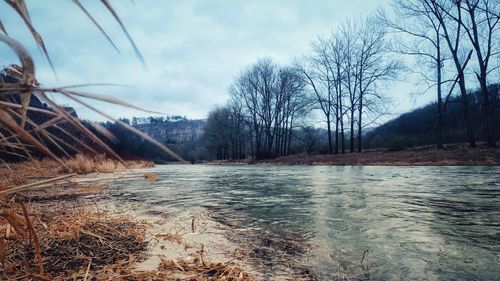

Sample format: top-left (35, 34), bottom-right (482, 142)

top-left (0, 0), bottom-right (435, 123)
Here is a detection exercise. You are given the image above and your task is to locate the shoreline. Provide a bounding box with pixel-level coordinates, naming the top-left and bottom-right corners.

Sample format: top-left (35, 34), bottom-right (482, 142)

top-left (0, 162), bottom-right (258, 280)
top-left (204, 145), bottom-right (500, 166)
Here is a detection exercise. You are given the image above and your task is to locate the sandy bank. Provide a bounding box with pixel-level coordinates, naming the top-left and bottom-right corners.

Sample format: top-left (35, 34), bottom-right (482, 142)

top-left (0, 162), bottom-right (257, 280)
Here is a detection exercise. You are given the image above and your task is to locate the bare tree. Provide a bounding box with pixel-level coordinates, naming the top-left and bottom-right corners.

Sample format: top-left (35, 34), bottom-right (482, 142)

top-left (275, 67), bottom-right (309, 157)
top-left (328, 35), bottom-right (348, 154)
top-left (379, 0), bottom-right (449, 148)
top-left (424, 0), bottom-right (477, 147)
top-left (338, 21), bottom-right (362, 153)
top-left (299, 126), bottom-right (321, 155)
top-left (229, 58), bottom-right (309, 159)
top-left (204, 106), bottom-right (231, 160)
top-left (232, 67), bottom-right (264, 159)
top-left (297, 40), bottom-right (336, 154)
top-left (306, 34), bottom-right (348, 154)
top-left (339, 18), bottom-right (400, 153)
top-left (356, 18), bottom-right (399, 152)
top-left (441, 0), bottom-right (499, 147)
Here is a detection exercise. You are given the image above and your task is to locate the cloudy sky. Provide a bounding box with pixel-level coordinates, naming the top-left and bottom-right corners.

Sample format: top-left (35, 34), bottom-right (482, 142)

top-left (0, 0), bottom-right (434, 123)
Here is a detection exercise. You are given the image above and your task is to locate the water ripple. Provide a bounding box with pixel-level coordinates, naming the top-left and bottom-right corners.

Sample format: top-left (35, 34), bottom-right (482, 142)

top-left (110, 165), bottom-right (500, 280)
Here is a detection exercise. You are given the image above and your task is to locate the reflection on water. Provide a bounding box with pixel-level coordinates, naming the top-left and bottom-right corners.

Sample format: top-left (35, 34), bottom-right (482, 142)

top-left (111, 165), bottom-right (500, 280)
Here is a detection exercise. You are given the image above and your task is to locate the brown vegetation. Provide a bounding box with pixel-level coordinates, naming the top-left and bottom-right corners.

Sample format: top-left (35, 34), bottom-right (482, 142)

top-left (0, 160), bottom-right (255, 280)
top-left (1, 201), bottom-right (255, 280)
top-left (0, 2), bottom-right (238, 279)
top-left (157, 259), bottom-right (255, 280)
top-left (0, 156), bottom-right (153, 190)
top-left (261, 145), bottom-right (500, 166)
top-left (0, 1), bottom-right (186, 171)
top-left (1, 205), bottom-right (148, 279)
top-left (62, 154), bottom-right (154, 174)
top-left (155, 232), bottom-right (183, 244)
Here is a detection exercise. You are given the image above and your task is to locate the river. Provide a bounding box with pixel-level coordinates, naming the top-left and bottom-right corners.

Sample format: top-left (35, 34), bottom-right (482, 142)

top-left (110, 165), bottom-right (499, 280)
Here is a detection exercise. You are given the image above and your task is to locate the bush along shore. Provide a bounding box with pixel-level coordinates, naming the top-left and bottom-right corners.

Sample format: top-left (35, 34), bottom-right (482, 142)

top-left (0, 157), bottom-right (256, 280)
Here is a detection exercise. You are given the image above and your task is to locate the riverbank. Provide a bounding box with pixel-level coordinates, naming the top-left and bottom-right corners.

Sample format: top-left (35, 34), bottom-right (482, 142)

top-left (0, 160), bottom-right (256, 280)
top-left (207, 144), bottom-right (499, 166)
top-left (267, 145), bottom-right (499, 166)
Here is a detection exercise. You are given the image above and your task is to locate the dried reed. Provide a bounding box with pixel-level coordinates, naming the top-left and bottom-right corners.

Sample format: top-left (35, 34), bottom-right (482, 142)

top-left (0, 0), bottom-right (188, 167)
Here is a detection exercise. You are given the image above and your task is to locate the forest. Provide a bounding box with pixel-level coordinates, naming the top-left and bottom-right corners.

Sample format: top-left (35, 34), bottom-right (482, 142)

top-left (87, 83), bottom-right (498, 162)
top-left (202, 0), bottom-right (499, 160)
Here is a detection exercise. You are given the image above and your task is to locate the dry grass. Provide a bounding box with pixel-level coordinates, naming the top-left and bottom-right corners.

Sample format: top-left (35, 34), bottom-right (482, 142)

top-left (0, 202), bottom-right (148, 279)
top-left (0, 159), bottom-right (63, 189)
top-left (0, 161), bottom-right (256, 280)
top-left (1, 1), bottom-right (187, 167)
top-left (0, 156), bottom-right (154, 190)
top-left (157, 258), bottom-right (256, 280)
top-left (155, 232), bottom-right (183, 244)
top-left (63, 154), bottom-right (124, 174)
top-left (264, 144), bottom-right (500, 166)
top-left (0, 190), bottom-right (256, 281)
top-left (0, 202), bottom-right (256, 280)
top-left (62, 154), bottom-right (154, 174)
top-left (61, 154), bottom-right (154, 174)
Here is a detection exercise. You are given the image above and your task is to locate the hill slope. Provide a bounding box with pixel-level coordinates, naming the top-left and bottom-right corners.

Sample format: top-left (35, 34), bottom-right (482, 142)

top-left (365, 85), bottom-right (499, 150)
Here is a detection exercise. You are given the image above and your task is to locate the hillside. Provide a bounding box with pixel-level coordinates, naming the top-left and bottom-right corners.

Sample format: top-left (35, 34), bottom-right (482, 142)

top-left (134, 118), bottom-right (205, 144)
top-left (365, 84), bottom-right (500, 150)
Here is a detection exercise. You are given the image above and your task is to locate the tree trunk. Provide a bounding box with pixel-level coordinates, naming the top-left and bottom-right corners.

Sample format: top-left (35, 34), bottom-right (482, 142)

top-left (436, 35), bottom-right (444, 149)
top-left (335, 111), bottom-right (339, 154)
top-left (340, 116), bottom-right (345, 154)
top-left (255, 126), bottom-right (261, 160)
top-left (479, 75), bottom-right (495, 147)
top-left (357, 94), bottom-right (363, 153)
top-left (275, 126), bottom-right (281, 157)
top-left (339, 93), bottom-right (345, 154)
top-left (437, 6), bottom-right (476, 148)
top-left (350, 109), bottom-right (355, 153)
top-left (458, 75), bottom-right (477, 148)
top-left (250, 129), bottom-right (255, 159)
top-left (267, 127), bottom-right (274, 158)
top-left (287, 114), bottom-right (294, 155)
top-left (327, 115), bottom-right (332, 154)
top-left (282, 121), bottom-right (288, 156)
top-left (466, 2), bottom-right (496, 148)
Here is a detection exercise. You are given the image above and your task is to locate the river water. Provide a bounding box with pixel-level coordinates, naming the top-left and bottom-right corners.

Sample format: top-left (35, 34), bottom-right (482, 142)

top-left (111, 165), bottom-right (499, 280)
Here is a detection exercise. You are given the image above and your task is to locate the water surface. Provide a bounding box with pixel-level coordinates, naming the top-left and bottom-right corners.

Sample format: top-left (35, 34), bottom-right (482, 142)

top-left (111, 165), bottom-right (499, 280)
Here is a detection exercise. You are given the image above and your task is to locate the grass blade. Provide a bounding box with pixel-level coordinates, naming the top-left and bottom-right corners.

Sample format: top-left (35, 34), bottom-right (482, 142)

top-left (0, 18), bottom-right (7, 35)
top-left (72, 0), bottom-right (120, 53)
top-left (100, 0), bottom-right (147, 69)
top-left (38, 91), bottom-right (126, 165)
top-left (0, 108), bottom-right (65, 166)
top-left (63, 92), bottom-right (188, 163)
top-left (3, 0), bottom-right (55, 74)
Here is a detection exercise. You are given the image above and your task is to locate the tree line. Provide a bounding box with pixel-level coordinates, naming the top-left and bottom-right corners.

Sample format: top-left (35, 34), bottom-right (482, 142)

top-left (204, 0), bottom-right (499, 160)
top-left (205, 16), bottom-right (401, 160)
top-left (204, 60), bottom-right (311, 160)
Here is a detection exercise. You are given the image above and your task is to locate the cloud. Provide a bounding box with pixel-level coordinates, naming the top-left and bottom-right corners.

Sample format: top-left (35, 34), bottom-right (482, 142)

top-left (1, 0), bottom-right (433, 123)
